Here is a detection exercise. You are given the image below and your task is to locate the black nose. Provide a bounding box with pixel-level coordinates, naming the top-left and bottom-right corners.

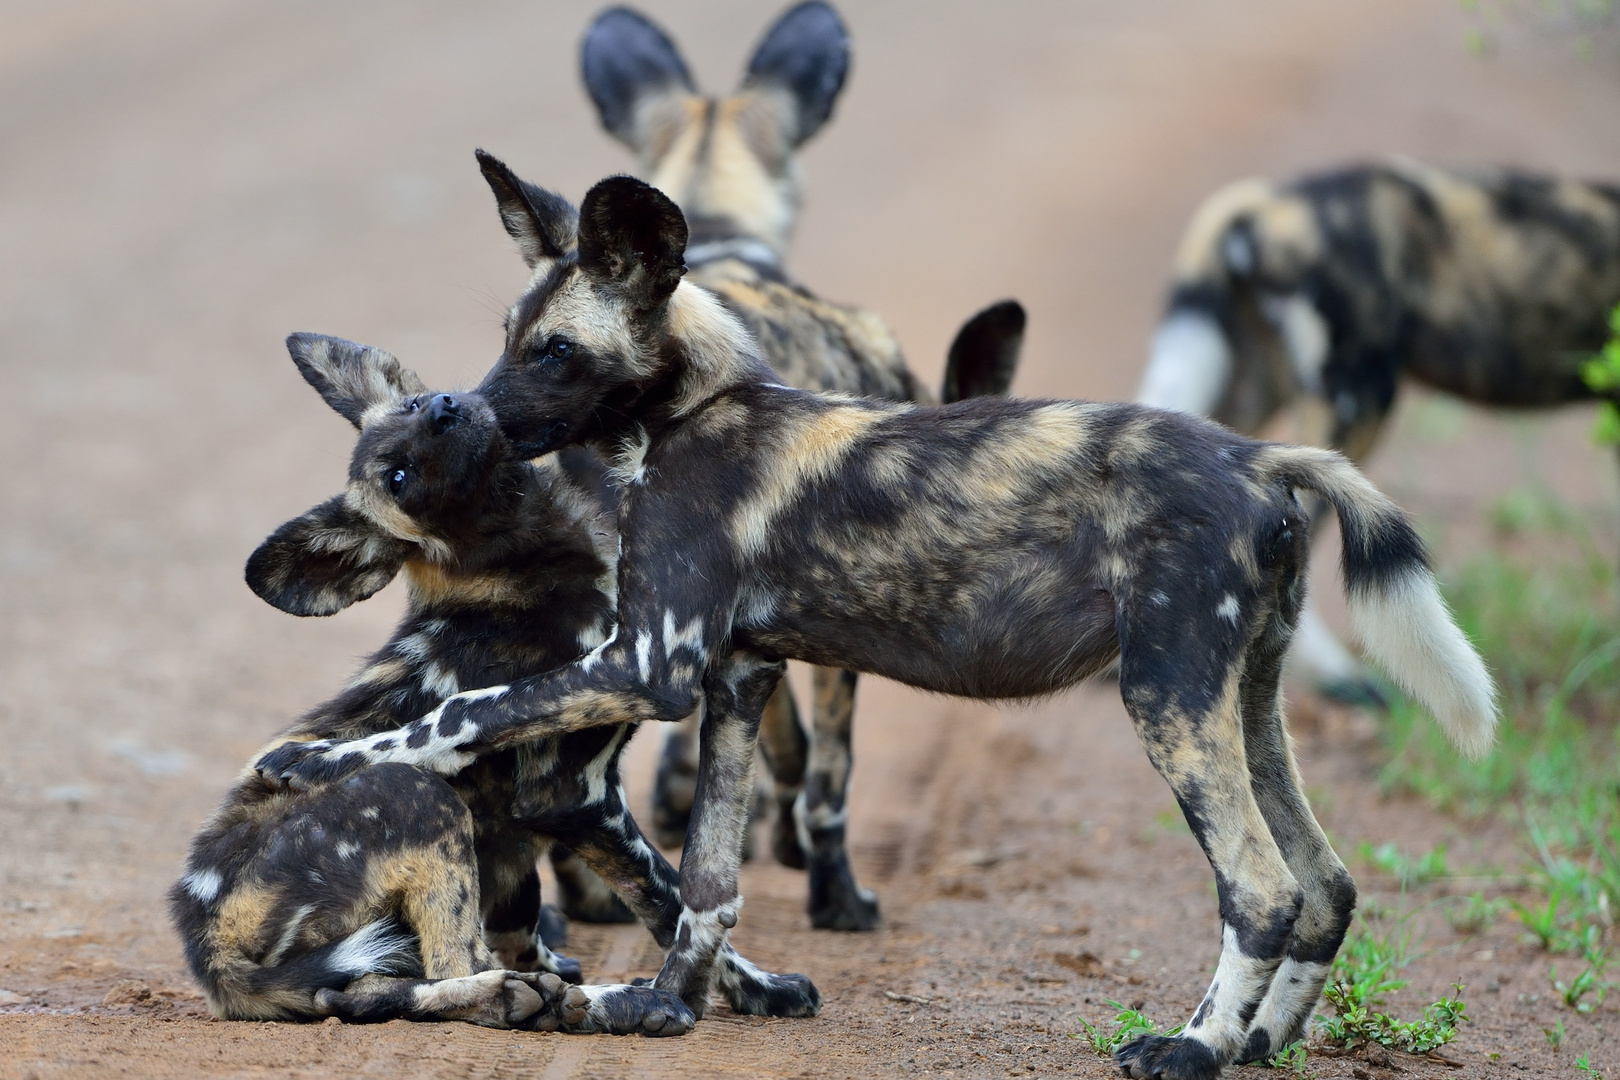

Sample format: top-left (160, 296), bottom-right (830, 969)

top-left (427, 394), bottom-right (460, 432)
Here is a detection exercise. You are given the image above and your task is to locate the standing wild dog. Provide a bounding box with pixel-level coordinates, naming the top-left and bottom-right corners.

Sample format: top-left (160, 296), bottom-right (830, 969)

top-left (172, 334), bottom-right (817, 1031)
top-left (1140, 159), bottom-right (1620, 704)
top-left (258, 176), bottom-right (1498, 1078)
top-left (502, 0), bottom-right (1021, 936)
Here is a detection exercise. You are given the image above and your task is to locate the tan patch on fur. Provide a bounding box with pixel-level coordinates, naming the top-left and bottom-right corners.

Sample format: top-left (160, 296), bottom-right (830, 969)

top-left (363, 845), bottom-right (486, 979)
top-left (1172, 178), bottom-right (1276, 281)
top-left (515, 272), bottom-right (649, 381)
top-left (404, 561), bottom-right (526, 609)
top-left (345, 482), bottom-right (451, 562)
top-left (666, 281), bottom-right (764, 415)
top-left (732, 404), bottom-right (889, 557)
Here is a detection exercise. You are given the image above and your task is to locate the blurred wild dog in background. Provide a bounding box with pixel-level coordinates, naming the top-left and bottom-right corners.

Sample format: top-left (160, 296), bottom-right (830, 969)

top-left (256, 174), bottom-right (1498, 1080)
top-left (171, 335), bottom-right (817, 1032)
top-left (509, 0), bottom-right (1024, 933)
top-left (1140, 159), bottom-right (1620, 704)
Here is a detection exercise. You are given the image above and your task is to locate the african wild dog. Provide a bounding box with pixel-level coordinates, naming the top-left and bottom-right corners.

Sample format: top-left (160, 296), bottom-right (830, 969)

top-left (572, 0), bottom-right (1024, 934)
top-left (1140, 159), bottom-right (1620, 706)
top-left (170, 334), bottom-right (817, 1032)
top-left (257, 175), bottom-right (1498, 1077)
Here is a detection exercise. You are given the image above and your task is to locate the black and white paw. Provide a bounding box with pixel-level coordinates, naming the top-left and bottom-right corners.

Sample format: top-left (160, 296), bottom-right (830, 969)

top-left (254, 740), bottom-right (348, 789)
top-left (721, 967), bottom-right (821, 1017)
top-left (1113, 1033), bottom-right (1224, 1080)
top-left (537, 983), bottom-right (696, 1037)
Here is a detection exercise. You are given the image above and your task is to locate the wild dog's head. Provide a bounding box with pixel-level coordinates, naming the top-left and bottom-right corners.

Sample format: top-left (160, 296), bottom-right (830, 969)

top-left (474, 162), bottom-right (761, 459)
top-left (247, 334), bottom-right (514, 616)
top-left (580, 2), bottom-right (850, 258)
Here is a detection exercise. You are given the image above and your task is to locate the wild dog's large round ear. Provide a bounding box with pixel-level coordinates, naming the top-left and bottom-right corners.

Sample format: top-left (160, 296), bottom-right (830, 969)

top-left (286, 333), bottom-right (427, 430)
top-left (576, 175), bottom-right (688, 310)
top-left (581, 7), bottom-right (696, 148)
top-left (743, 1), bottom-right (850, 146)
top-left (246, 495), bottom-right (413, 617)
top-left (476, 150), bottom-right (579, 269)
top-left (941, 300), bottom-right (1025, 403)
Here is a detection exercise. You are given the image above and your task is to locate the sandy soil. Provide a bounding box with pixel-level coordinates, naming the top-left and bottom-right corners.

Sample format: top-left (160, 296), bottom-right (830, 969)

top-left (3, 1), bottom-right (1619, 1076)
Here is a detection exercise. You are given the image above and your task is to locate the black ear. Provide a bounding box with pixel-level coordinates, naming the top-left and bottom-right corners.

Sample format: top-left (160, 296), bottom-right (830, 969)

top-left (476, 150), bottom-right (579, 268)
top-left (743, 1), bottom-right (849, 146)
top-left (246, 495), bottom-right (412, 617)
top-left (941, 300), bottom-right (1025, 403)
top-left (581, 7), bottom-right (696, 146)
top-left (286, 333), bottom-right (427, 429)
top-left (576, 175), bottom-right (688, 309)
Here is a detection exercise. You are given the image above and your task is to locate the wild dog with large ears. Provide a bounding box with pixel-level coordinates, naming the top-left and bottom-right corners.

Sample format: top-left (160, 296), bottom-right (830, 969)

top-left (259, 175), bottom-right (1496, 1077)
top-left (477, 141), bottom-right (1023, 931)
top-left (175, 332), bottom-right (818, 1031)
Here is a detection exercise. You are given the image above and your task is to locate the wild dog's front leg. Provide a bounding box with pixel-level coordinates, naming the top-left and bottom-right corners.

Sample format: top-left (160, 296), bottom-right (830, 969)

top-left (800, 667), bottom-right (879, 930)
top-left (482, 864), bottom-right (583, 983)
top-left (653, 654), bottom-right (796, 1017)
top-left (1115, 672), bottom-right (1302, 1080)
top-left (563, 784), bottom-right (820, 1018)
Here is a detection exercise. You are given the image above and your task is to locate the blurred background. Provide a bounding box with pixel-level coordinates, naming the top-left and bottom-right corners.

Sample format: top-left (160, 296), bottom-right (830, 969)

top-left (4, 1), bottom-right (1620, 1075)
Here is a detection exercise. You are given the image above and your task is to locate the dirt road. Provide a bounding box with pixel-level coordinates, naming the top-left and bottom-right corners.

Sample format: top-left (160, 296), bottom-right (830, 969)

top-left (3, 1), bottom-right (1618, 1076)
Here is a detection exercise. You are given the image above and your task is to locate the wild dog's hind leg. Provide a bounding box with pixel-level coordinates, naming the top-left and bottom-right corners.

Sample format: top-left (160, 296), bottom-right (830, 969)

top-left (315, 970), bottom-right (554, 1028)
top-left (1236, 597), bottom-right (1356, 1060)
top-left (800, 668), bottom-right (880, 930)
top-left (653, 653), bottom-right (817, 1017)
top-left (1114, 607), bottom-right (1302, 1080)
top-left (757, 677), bottom-right (809, 869)
top-left (482, 862), bottom-right (584, 983)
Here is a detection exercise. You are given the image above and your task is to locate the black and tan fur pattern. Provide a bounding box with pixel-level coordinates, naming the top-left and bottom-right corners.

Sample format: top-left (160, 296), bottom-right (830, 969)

top-left (171, 334), bottom-right (817, 1032)
top-left (1140, 159), bottom-right (1620, 703)
top-left (576, 2), bottom-right (1021, 932)
top-left (493, 3), bottom-right (1022, 933)
top-left (257, 176), bottom-right (1498, 1077)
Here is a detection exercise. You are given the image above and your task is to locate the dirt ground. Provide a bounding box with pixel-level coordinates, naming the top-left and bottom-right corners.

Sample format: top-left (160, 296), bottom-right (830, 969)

top-left (4, 1), bottom-right (1620, 1076)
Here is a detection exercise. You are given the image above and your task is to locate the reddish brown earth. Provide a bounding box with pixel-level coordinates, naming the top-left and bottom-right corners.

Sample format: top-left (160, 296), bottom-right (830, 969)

top-left (3, 1), bottom-right (1619, 1076)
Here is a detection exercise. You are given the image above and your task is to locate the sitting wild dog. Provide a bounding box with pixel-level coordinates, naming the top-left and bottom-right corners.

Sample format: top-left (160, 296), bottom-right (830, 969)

top-left (565, 0), bottom-right (1023, 932)
top-left (257, 176), bottom-right (1498, 1079)
top-left (1139, 159), bottom-right (1620, 707)
top-left (170, 334), bottom-right (817, 1032)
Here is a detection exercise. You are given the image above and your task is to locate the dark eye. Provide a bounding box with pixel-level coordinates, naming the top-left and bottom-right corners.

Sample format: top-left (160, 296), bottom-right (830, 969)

top-left (543, 337), bottom-right (572, 361)
top-left (388, 468), bottom-right (408, 494)
top-left (407, 399), bottom-right (421, 413)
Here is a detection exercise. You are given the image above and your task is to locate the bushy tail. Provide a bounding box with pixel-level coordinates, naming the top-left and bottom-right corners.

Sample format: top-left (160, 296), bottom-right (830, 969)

top-left (940, 300), bottom-right (1025, 403)
top-left (1257, 444), bottom-right (1499, 759)
top-left (178, 903), bottom-right (418, 1019)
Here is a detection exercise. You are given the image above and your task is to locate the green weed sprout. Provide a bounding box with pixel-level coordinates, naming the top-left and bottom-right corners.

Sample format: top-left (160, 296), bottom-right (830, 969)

top-left (1581, 303), bottom-right (1620, 445)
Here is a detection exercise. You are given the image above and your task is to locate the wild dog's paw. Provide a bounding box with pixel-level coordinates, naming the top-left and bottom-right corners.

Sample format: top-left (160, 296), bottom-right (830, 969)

top-left (540, 983), bottom-right (696, 1037)
top-left (1113, 1033), bottom-right (1223, 1080)
top-left (807, 856), bottom-right (881, 931)
top-left (253, 740), bottom-right (349, 789)
top-left (721, 966), bottom-right (820, 1018)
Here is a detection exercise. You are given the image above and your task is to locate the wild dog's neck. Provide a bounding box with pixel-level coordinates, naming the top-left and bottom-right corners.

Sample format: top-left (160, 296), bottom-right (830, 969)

top-left (401, 460), bottom-right (599, 579)
top-left (660, 279), bottom-right (773, 416)
top-left (644, 92), bottom-right (801, 262)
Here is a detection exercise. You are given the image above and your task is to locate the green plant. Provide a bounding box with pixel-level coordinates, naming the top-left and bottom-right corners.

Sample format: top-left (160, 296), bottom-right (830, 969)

top-left (1577, 1053), bottom-right (1606, 1078)
top-left (1584, 304), bottom-right (1620, 445)
top-left (1262, 1040), bottom-right (1313, 1077)
top-left (1546, 1017), bottom-right (1566, 1051)
top-left (1316, 981), bottom-right (1469, 1054)
top-left (1071, 1001), bottom-right (1182, 1057)
top-left (1446, 892), bottom-right (1504, 935)
top-left (1358, 841), bottom-right (1450, 887)
top-left (1551, 956), bottom-right (1612, 1013)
